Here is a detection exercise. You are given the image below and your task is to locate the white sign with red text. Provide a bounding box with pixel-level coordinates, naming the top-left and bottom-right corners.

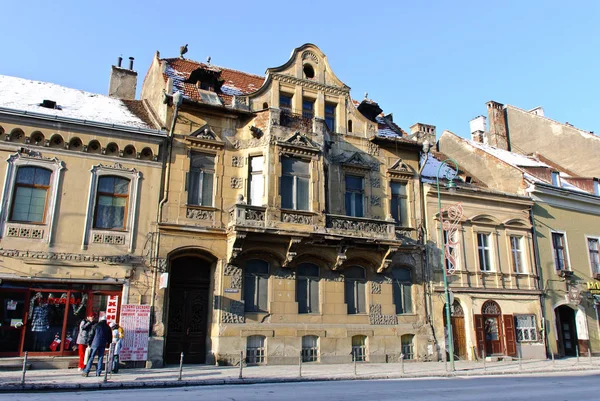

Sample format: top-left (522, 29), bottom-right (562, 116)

top-left (105, 295), bottom-right (119, 326)
top-left (119, 304), bottom-right (151, 361)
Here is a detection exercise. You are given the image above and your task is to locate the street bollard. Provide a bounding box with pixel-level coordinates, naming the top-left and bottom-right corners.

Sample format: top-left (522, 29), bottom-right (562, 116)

top-left (21, 351), bottom-right (28, 385)
top-left (400, 353), bottom-right (404, 375)
top-left (482, 349), bottom-right (486, 372)
top-left (588, 349), bottom-right (593, 366)
top-left (576, 345), bottom-right (580, 363)
top-left (299, 352), bottom-right (302, 378)
top-left (178, 352), bottom-right (184, 381)
top-left (551, 352), bottom-right (555, 367)
top-left (353, 350), bottom-right (357, 376)
top-left (518, 347), bottom-right (522, 371)
top-left (239, 351), bottom-right (243, 379)
top-left (104, 344), bottom-right (113, 383)
top-left (444, 350), bottom-right (448, 372)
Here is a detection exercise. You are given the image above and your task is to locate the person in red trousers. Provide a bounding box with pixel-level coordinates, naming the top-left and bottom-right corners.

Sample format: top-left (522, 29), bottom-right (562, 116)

top-left (75, 314), bottom-right (95, 371)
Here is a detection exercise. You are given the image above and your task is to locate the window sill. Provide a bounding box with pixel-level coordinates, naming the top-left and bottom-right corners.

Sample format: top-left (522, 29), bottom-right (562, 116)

top-left (7, 221), bottom-right (46, 226)
top-left (280, 208), bottom-right (314, 214)
top-left (92, 228), bottom-right (128, 233)
top-left (186, 204), bottom-right (218, 211)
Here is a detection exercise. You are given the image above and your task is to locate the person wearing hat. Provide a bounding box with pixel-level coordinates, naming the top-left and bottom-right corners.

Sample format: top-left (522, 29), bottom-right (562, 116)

top-left (110, 322), bottom-right (125, 373)
top-left (82, 316), bottom-right (112, 377)
top-left (75, 314), bottom-right (95, 371)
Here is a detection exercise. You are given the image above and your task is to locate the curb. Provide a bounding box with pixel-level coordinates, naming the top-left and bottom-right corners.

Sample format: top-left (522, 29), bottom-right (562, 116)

top-left (2, 366), bottom-right (599, 393)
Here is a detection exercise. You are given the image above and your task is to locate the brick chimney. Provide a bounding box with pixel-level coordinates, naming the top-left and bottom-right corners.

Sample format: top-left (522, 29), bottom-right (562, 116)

top-left (485, 101), bottom-right (509, 150)
top-left (409, 123), bottom-right (436, 144)
top-left (469, 116), bottom-right (486, 143)
top-left (108, 56), bottom-right (137, 100)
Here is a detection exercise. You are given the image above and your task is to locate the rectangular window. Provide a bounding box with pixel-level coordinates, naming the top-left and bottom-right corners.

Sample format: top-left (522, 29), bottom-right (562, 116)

top-left (325, 103), bottom-right (336, 132)
top-left (551, 232), bottom-right (568, 271)
top-left (443, 230), bottom-right (457, 272)
top-left (10, 167), bottom-right (51, 223)
top-left (301, 336), bottom-right (318, 362)
top-left (510, 236), bottom-right (524, 273)
top-left (390, 182), bottom-right (408, 225)
top-left (477, 233), bottom-right (492, 271)
top-left (392, 268), bottom-right (412, 314)
top-left (244, 260), bottom-right (269, 312)
top-left (281, 156), bottom-right (310, 211)
top-left (188, 152), bottom-right (215, 206)
top-left (515, 315), bottom-right (537, 342)
top-left (345, 175), bottom-right (364, 217)
top-left (280, 94), bottom-right (292, 111)
top-left (248, 156), bottom-right (264, 206)
top-left (345, 280), bottom-right (366, 314)
top-left (588, 238), bottom-right (600, 275)
top-left (246, 336), bottom-right (265, 364)
top-left (94, 176), bottom-right (130, 229)
top-left (302, 98), bottom-right (314, 119)
top-left (297, 277), bottom-right (319, 314)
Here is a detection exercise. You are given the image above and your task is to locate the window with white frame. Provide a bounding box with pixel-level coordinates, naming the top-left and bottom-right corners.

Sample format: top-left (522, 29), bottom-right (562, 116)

top-left (246, 335), bottom-right (265, 364)
top-left (477, 233), bottom-right (492, 271)
top-left (345, 266), bottom-right (366, 314)
top-left (551, 232), bottom-right (569, 271)
top-left (188, 152), bottom-right (215, 206)
top-left (345, 175), bottom-right (364, 217)
top-left (301, 335), bottom-right (318, 362)
top-left (588, 238), bottom-right (600, 275)
top-left (0, 152), bottom-right (64, 243)
top-left (94, 176), bottom-right (130, 230)
top-left (281, 156), bottom-right (310, 211)
top-left (515, 315), bottom-right (537, 342)
top-left (297, 263), bottom-right (319, 314)
top-left (248, 155), bottom-right (264, 206)
top-left (510, 235), bottom-right (525, 273)
top-left (390, 181), bottom-right (408, 225)
top-left (244, 259), bottom-right (269, 312)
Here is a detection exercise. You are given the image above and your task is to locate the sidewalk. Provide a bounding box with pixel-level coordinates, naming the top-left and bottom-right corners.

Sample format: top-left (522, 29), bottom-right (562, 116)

top-left (1, 357), bottom-right (599, 392)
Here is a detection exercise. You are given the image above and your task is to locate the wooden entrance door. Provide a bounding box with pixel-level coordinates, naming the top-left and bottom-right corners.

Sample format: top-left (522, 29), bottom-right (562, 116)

top-left (166, 256), bottom-right (211, 364)
top-left (451, 316), bottom-right (467, 359)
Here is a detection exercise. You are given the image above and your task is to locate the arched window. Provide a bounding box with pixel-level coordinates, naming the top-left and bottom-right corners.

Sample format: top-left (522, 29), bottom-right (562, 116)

top-left (297, 263), bottom-right (319, 314)
top-left (244, 259), bottom-right (269, 312)
top-left (94, 176), bottom-right (130, 229)
top-left (482, 300), bottom-right (501, 315)
top-left (301, 335), bottom-right (318, 362)
top-left (262, 102), bottom-right (269, 109)
top-left (345, 266), bottom-right (366, 314)
top-left (30, 131), bottom-right (45, 145)
top-left (139, 147), bottom-right (154, 160)
top-left (10, 167), bottom-right (51, 223)
top-left (88, 140), bottom-right (101, 154)
top-left (123, 145), bottom-right (136, 158)
top-left (48, 134), bottom-right (64, 148)
top-left (351, 335), bottom-right (366, 361)
top-left (68, 137), bottom-right (82, 150)
top-left (246, 335), bottom-right (266, 364)
top-left (401, 334), bottom-right (414, 359)
top-left (303, 64), bottom-right (315, 79)
top-left (392, 267), bottom-right (412, 314)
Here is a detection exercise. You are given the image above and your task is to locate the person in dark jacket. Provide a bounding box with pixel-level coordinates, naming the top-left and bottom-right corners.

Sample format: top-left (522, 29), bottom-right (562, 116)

top-left (82, 316), bottom-right (112, 377)
top-left (76, 314), bottom-right (95, 371)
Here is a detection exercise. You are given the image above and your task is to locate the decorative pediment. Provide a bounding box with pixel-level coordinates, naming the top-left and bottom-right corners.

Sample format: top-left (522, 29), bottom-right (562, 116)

top-left (187, 124), bottom-right (224, 149)
top-left (388, 158), bottom-right (414, 178)
top-left (341, 152), bottom-right (372, 170)
top-left (277, 131), bottom-right (320, 155)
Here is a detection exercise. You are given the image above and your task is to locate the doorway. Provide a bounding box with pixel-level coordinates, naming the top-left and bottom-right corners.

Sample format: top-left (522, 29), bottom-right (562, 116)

top-left (165, 255), bottom-right (212, 364)
top-left (443, 301), bottom-right (467, 360)
top-left (556, 305), bottom-right (578, 357)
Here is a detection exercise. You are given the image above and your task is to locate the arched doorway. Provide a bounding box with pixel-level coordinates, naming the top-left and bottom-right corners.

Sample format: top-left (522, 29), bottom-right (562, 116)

top-left (555, 305), bottom-right (578, 357)
top-left (444, 301), bottom-right (467, 360)
top-left (475, 300), bottom-right (504, 357)
top-left (165, 253), bottom-right (213, 364)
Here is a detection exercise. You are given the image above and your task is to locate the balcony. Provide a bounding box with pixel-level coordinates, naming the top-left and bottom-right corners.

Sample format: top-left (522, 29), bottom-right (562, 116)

top-left (279, 109), bottom-right (313, 132)
top-left (325, 214), bottom-right (395, 240)
top-left (228, 204), bottom-right (266, 229)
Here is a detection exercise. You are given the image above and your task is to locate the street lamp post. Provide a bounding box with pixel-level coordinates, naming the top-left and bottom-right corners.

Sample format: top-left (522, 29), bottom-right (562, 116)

top-left (436, 158), bottom-right (459, 372)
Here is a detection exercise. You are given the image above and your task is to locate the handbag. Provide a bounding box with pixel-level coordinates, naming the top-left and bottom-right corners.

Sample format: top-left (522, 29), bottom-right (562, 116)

top-left (84, 346), bottom-right (91, 365)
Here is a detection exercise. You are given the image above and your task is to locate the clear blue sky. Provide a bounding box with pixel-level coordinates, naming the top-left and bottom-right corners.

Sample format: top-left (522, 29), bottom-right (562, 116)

top-left (2, 1), bottom-right (598, 136)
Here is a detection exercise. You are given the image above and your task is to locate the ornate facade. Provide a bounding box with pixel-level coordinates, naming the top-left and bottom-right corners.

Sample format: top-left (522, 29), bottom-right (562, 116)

top-left (141, 44), bottom-right (434, 366)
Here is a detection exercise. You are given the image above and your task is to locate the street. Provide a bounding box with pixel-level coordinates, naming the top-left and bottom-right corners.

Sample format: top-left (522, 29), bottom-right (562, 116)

top-left (2, 372), bottom-right (597, 401)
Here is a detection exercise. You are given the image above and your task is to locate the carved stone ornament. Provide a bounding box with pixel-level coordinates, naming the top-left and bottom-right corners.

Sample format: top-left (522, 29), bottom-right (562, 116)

top-left (92, 232), bottom-right (126, 245)
top-left (302, 50), bottom-right (319, 64)
top-left (341, 152), bottom-right (372, 170)
top-left (378, 247), bottom-right (398, 273)
top-left (230, 177), bottom-right (243, 189)
top-left (228, 233), bottom-right (246, 264)
top-left (371, 282), bottom-right (382, 294)
top-left (282, 211), bottom-right (313, 225)
top-left (333, 246), bottom-right (348, 270)
top-left (282, 237), bottom-right (302, 268)
top-left (186, 208), bottom-right (215, 220)
top-left (0, 248), bottom-right (139, 264)
top-left (221, 300), bottom-right (245, 324)
top-left (231, 156), bottom-right (244, 168)
top-left (371, 196), bottom-right (381, 207)
top-left (370, 177), bottom-right (381, 188)
top-left (327, 215), bottom-right (390, 236)
top-left (6, 226), bottom-right (44, 240)
top-left (277, 132), bottom-right (321, 156)
top-left (190, 124), bottom-right (218, 140)
top-left (369, 304), bottom-right (398, 325)
top-left (272, 73), bottom-right (349, 96)
top-left (367, 141), bottom-right (380, 156)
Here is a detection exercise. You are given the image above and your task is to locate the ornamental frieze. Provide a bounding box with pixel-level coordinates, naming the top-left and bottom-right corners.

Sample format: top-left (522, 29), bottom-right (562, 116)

top-left (186, 208), bottom-right (215, 220)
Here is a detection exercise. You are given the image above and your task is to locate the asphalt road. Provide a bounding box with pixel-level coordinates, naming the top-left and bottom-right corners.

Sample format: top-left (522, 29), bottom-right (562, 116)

top-left (2, 372), bottom-right (598, 401)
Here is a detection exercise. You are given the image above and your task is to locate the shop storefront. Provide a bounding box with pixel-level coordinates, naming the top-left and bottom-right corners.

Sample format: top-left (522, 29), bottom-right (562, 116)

top-left (0, 281), bottom-right (121, 357)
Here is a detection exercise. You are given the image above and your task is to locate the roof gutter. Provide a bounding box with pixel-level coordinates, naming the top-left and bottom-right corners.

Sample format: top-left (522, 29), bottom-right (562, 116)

top-left (0, 106), bottom-right (165, 137)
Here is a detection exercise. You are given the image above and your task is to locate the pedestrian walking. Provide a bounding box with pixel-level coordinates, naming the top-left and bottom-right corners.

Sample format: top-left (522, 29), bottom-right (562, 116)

top-left (110, 322), bottom-right (125, 373)
top-left (81, 316), bottom-right (112, 377)
top-left (75, 314), bottom-right (95, 371)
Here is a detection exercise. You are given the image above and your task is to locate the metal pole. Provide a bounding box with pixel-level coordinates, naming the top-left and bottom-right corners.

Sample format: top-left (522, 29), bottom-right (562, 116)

top-left (576, 345), bottom-right (580, 363)
top-left (353, 350), bottom-right (357, 376)
top-left (518, 347), bottom-right (522, 371)
top-left (21, 351), bottom-right (28, 385)
top-left (178, 352), bottom-right (184, 381)
top-left (400, 353), bottom-right (404, 375)
top-left (482, 349), bottom-right (486, 372)
top-left (299, 352), bottom-right (302, 377)
top-left (551, 351), bottom-right (555, 367)
top-left (239, 351), bottom-right (243, 379)
top-left (588, 348), bottom-right (593, 365)
top-left (444, 349), bottom-right (448, 372)
top-left (436, 159), bottom-right (458, 372)
top-left (104, 344), bottom-right (112, 383)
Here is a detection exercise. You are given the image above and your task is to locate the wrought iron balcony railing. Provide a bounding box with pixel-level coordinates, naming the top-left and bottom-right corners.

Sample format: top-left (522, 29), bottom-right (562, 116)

top-left (279, 109), bottom-right (313, 132)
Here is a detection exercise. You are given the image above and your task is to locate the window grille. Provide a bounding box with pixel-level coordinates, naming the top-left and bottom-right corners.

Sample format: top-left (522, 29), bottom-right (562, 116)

top-left (246, 335), bottom-right (265, 364)
top-left (515, 315), bottom-right (537, 342)
top-left (301, 335), bottom-right (318, 362)
top-left (351, 335), bottom-right (366, 362)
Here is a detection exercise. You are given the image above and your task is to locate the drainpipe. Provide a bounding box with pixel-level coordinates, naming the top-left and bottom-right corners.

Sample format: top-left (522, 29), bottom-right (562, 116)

top-left (529, 205), bottom-right (550, 358)
top-left (149, 91), bottom-right (184, 332)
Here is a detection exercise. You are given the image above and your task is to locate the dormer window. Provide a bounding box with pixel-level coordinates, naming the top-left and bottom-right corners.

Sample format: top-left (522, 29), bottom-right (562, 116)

top-left (551, 171), bottom-right (561, 187)
top-left (303, 64), bottom-right (315, 79)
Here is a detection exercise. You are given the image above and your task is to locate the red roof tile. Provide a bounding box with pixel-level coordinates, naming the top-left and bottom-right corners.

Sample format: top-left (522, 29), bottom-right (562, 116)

top-left (162, 58), bottom-right (265, 106)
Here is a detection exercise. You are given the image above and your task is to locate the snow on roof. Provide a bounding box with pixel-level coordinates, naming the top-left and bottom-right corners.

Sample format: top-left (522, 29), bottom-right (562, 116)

top-left (0, 75), bottom-right (152, 129)
top-left (421, 153), bottom-right (458, 180)
top-left (468, 140), bottom-right (548, 168)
